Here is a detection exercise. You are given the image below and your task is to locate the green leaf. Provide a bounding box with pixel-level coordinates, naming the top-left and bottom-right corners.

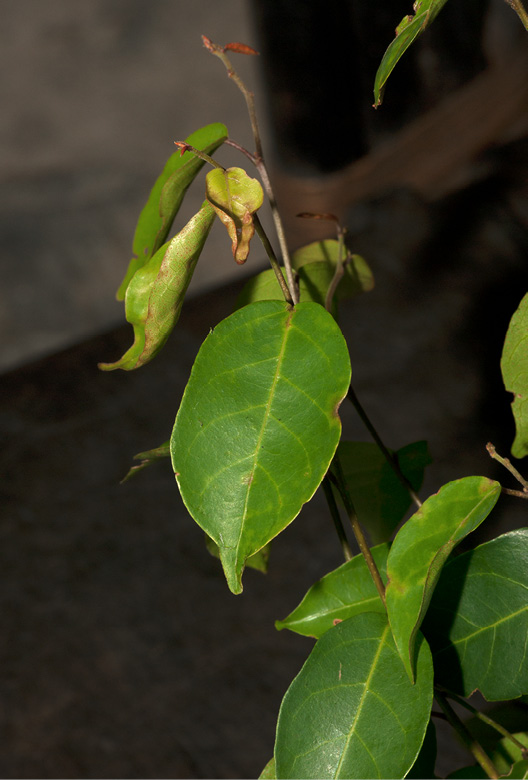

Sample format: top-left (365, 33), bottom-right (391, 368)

top-left (100, 200), bottom-right (215, 371)
top-left (406, 719), bottom-right (437, 779)
top-left (205, 535), bottom-right (271, 574)
top-left (386, 476), bottom-right (501, 681)
top-left (490, 732), bottom-right (528, 776)
top-left (275, 543), bottom-right (389, 638)
top-left (373, 0), bottom-right (450, 107)
top-left (259, 757), bottom-right (276, 779)
top-left (121, 440), bottom-right (170, 482)
top-left (205, 166), bottom-right (264, 264)
top-left (335, 440), bottom-right (431, 544)
top-left (170, 300), bottom-right (351, 594)
top-left (505, 760), bottom-right (528, 779)
top-left (501, 293), bottom-right (528, 458)
top-left (423, 529), bottom-right (528, 701)
top-left (291, 240), bottom-right (374, 301)
top-left (274, 612), bottom-right (434, 779)
top-left (117, 122), bottom-right (227, 299)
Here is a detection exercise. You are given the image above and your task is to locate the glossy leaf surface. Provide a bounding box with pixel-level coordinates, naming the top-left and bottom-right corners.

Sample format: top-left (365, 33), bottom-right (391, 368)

top-left (274, 612), bottom-right (434, 779)
top-left (501, 292), bottom-right (528, 458)
top-left (100, 201), bottom-right (215, 371)
top-left (205, 535), bottom-right (270, 574)
top-left (373, 0), bottom-right (449, 106)
top-left (121, 440), bottom-right (170, 482)
top-left (335, 440), bottom-right (431, 543)
top-left (205, 166), bottom-right (263, 263)
top-left (386, 476), bottom-right (501, 681)
top-left (117, 122), bottom-right (227, 299)
top-left (291, 240), bottom-right (374, 301)
top-left (423, 529), bottom-right (528, 701)
top-left (275, 543), bottom-right (389, 638)
top-left (171, 300), bottom-right (351, 594)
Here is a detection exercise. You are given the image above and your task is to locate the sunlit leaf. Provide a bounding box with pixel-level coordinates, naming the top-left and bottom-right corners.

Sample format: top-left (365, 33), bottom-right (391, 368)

top-left (274, 612), bottom-right (434, 779)
top-left (373, 0), bottom-right (450, 107)
top-left (171, 300), bottom-right (351, 593)
top-left (423, 529), bottom-right (528, 701)
top-left (259, 757), bottom-right (276, 779)
top-left (205, 535), bottom-right (271, 574)
top-left (386, 476), bottom-right (501, 681)
top-left (275, 543), bottom-right (389, 638)
top-left (291, 239), bottom-right (374, 301)
top-left (205, 166), bottom-right (263, 263)
top-left (117, 122), bottom-right (227, 299)
top-left (100, 201), bottom-right (215, 371)
top-left (335, 440), bottom-right (431, 543)
top-left (121, 440), bottom-right (170, 482)
top-left (501, 292), bottom-right (528, 458)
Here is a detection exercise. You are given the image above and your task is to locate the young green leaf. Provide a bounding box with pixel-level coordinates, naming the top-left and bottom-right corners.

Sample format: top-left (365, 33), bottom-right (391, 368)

top-left (386, 476), bottom-right (501, 681)
top-left (291, 240), bottom-right (374, 301)
top-left (100, 200), bottom-right (215, 371)
top-left (335, 440), bottom-right (431, 543)
top-left (121, 440), bottom-right (170, 482)
top-left (423, 529), bottom-right (528, 701)
top-left (170, 300), bottom-right (351, 594)
top-left (373, 0), bottom-right (450, 107)
top-left (275, 543), bottom-right (389, 638)
top-left (117, 122), bottom-right (227, 299)
top-left (205, 166), bottom-right (264, 263)
top-left (501, 292), bottom-right (528, 458)
top-left (274, 612), bottom-right (434, 779)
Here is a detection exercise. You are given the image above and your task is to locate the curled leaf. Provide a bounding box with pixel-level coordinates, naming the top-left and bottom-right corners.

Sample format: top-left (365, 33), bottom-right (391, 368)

top-left (117, 122), bottom-right (227, 299)
top-left (205, 167), bottom-right (263, 264)
top-left (373, 0), bottom-right (449, 107)
top-left (100, 201), bottom-right (215, 371)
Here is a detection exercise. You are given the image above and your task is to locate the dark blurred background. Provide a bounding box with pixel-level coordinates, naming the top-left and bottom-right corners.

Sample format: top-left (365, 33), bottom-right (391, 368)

top-left (2, 1), bottom-right (528, 777)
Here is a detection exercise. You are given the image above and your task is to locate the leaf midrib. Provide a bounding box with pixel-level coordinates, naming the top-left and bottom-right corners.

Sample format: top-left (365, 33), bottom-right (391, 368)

top-left (235, 309), bottom-right (294, 558)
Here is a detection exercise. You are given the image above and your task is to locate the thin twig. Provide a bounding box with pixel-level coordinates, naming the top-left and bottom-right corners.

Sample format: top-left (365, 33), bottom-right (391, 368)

top-left (325, 225), bottom-right (346, 312)
top-left (504, 0), bottom-right (528, 30)
top-left (486, 442), bottom-right (528, 491)
top-left (173, 141), bottom-right (224, 170)
top-left (347, 385), bottom-right (422, 508)
top-left (435, 693), bottom-right (500, 779)
top-left (436, 686), bottom-right (528, 758)
top-left (202, 36), bottom-right (299, 304)
top-left (322, 476), bottom-right (353, 562)
top-left (253, 215), bottom-right (293, 306)
top-left (330, 457), bottom-right (387, 607)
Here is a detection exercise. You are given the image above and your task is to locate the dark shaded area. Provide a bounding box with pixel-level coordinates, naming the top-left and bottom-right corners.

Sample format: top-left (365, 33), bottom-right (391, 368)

top-left (250, 0), bottom-right (489, 172)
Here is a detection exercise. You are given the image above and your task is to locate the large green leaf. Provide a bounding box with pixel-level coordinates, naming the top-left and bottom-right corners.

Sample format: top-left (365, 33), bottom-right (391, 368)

top-left (373, 0), bottom-right (450, 107)
top-left (205, 166), bottom-right (263, 264)
top-left (100, 201), bottom-right (215, 371)
top-left (406, 720), bottom-right (437, 779)
top-left (386, 476), bottom-right (501, 681)
top-left (335, 440), bottom-right (431, 544)
top-left (275, 543), bottom-right (389, 638)
top-left (291, 240), bottom-right (374, 301)
top-left (501, 293), bottom-right (528, 458)
top-left (170, 300), bottom-right (351, 594)
top-left (274, 612), bottom-right (434, 779)
top-left (117, 122), bottom-right (227, 299)
top-left (423, 529), bottom-right (528, 701)
top-left (205, 535), bottom-right (270, 574)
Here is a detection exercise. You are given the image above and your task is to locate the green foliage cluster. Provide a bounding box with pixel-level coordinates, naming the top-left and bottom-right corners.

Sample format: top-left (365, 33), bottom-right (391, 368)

top-left (102, 6), bottom-right (528, 778)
